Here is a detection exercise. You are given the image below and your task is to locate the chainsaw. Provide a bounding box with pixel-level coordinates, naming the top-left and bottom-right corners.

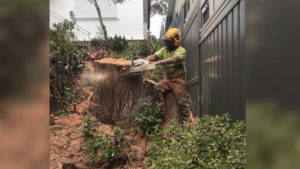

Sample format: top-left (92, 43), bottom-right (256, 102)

top-left (129, 56), bottom-right (156, 75)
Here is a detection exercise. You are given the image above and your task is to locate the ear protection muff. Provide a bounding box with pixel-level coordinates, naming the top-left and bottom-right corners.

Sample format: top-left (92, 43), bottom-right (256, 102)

top-left (174, 38), bottom-right (180, 47)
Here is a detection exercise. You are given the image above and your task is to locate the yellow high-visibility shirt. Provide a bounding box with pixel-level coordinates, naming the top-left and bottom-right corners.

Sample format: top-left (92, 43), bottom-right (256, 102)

top-left (154, 46), bottom-right (186, 67)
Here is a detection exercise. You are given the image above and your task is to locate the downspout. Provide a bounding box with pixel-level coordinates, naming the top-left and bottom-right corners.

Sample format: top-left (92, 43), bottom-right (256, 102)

top-left (148, 0), bottom-right (151, 30)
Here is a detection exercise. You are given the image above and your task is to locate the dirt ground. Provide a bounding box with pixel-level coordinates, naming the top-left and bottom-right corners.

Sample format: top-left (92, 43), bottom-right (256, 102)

top-left (50, 113), bottom-right (87, 169)
top-left (50, 113), bottom-right (148, 169)
top-left (50, 58), bottom-right (149, 169)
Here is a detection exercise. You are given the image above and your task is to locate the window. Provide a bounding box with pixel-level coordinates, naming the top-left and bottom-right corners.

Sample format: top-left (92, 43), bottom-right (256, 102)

top-left (201, 0), bottom-right (209, 26)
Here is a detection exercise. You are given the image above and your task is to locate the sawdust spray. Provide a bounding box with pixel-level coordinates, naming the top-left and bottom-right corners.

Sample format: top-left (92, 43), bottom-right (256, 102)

top-left (81, 72), bottom-right (108, 82)
top-left (77, 71), bottom-right (110, 87)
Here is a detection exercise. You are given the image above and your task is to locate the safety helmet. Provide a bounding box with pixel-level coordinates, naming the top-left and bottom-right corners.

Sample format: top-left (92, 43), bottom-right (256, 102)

top-left (163, 28), bottom-right (181, 47)
top-left (164, 28), bottom-right (181, 40)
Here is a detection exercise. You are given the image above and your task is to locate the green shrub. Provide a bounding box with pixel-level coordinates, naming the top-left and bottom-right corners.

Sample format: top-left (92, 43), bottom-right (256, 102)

top-left (146, 114), bottom-right (246, 169)
top-left (90, 38), bottom-right (111, 49)
top-left (99, 36), bottom-right (163, 59)
top-left (139, 36), bottom-right (162, 57)
top-left (82, 124), bottom-right (126, 168)
top-left (82, 117), bottom-right (93, 137)
top-left (83, 132), bottom-right (121, 168)
top-left (122, 37), bottom-right (162, 57)
top-left (108, 35), bottom-right (128, 52)
top-left (50, 11), bottom-right (87, 113)
top-left (134, 97), bottom-right (162, 136)
top-left (112, 126), bottom-right (122, 142)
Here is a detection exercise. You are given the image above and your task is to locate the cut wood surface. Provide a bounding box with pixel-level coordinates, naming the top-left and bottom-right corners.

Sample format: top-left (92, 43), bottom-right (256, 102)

top-left (95, 57), bottom-right (131, 66)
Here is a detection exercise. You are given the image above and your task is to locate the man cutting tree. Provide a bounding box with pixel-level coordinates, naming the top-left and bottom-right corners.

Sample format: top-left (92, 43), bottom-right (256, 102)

top-left (146, 28), bottom-right (194, 121)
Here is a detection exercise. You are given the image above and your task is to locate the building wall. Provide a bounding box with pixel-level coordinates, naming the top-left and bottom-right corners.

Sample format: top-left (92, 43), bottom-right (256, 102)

top-left (185, 0), bottom-right (198, 23)
top-left (170, 0), bottom-right (225, 31)
top-left (174, 0), bottom-right (185, 15)
top-left (50, 0), bottom-right (75, 20)
top-left (199, 0), bottom-right (245, 120)
top-left (50, 0), bottom-right (145, 40)
top-left (167, 0), bottom-right (245, 120)
top-left (76, 0), bottom-right (144, 40)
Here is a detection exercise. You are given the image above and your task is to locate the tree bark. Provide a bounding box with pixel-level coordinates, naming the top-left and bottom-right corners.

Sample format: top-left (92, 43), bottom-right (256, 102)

top-left (93, 0), bottom-right (108, 40)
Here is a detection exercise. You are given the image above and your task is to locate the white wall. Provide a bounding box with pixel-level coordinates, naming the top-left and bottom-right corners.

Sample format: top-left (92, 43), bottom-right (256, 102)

top-left (50, 0), bottom-right (145, 40)
top-left (74, 0), bottom-right (118, 19)
top-left (109, 0), bottom-right (144, 39)
top-left (76, 0), bottom-right (144, 39)
top-left (50, 0), bottom-right (75, 20)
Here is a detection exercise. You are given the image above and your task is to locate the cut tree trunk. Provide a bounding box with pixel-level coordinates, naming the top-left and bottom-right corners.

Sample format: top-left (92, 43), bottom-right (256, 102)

top-left (88, 59), bottom-right (145, 129)
top-left (88, 58), bottom-right (181, 129)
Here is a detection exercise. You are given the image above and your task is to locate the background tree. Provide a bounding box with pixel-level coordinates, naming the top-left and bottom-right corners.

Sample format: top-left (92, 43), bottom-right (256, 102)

top-left (88, 0), bottom-right (126, 40)
top-left (151, 0), bottom-right (168, 16)
top-left (89, 0), bottom-right (168, 40)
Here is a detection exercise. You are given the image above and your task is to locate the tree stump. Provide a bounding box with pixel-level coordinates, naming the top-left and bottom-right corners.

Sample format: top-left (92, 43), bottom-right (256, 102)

top-left (88, 58), bottom-right (146, 129)
top-left (88, 58), bottom-right (182, 129)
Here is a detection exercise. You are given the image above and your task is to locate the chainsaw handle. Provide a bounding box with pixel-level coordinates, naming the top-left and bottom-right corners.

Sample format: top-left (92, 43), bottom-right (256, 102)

top-left (131, 55), bottom-right (139, 65)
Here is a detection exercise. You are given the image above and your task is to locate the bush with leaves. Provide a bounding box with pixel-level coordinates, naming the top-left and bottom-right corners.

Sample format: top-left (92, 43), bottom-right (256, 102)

top-left (108, 35), bottom-right (128, 52)
top-left (83, 132), bottom-right (121, 167)
top-left (90, 38), bottom-right (110, 49)
top-left (146, 114), bottom-right (246, 169)
top-left (50, 11), bottom-right (88, 114)
top-left (82, 121), bottom-right (125, 168)
top-left (91, 33), bottom-right (163, 60)
top-left (82, 117), bottom-right (93, 137)
top-left (126, 36), bottom-right (162, 57)
top-left (133, 97), bottom-right (162, 136)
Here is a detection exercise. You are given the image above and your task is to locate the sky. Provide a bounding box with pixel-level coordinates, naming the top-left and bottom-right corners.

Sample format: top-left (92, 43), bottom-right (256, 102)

top-left (150, 14), bottom-right (164, 38)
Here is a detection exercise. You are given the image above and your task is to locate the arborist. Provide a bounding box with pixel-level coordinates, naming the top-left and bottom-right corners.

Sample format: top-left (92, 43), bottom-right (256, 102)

top-left (146, 28), bottom-right (194, 121)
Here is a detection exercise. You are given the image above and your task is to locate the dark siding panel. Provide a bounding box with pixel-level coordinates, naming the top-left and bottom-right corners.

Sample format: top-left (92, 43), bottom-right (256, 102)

top-left (169, 0), bottom-right (245, 120)
top-left (239, 0), bottom-right (245, 121)
top-left (199, 0), bottom-right (245, 120)
top-left (201, 39), bottom-right (206, 114)
top-left (182, 9), bottom-right (201, 115)
top-left (233, 4), bottom-right (240, 119)
top-left (227, 12), bottom-right (233, 116)
top-left (205, 38), bottom-right (208, 114)
top-left (216, 25), bottom-right (221, 113)
top-left (213, 29), bottom-right (218, 114)
top-left (209, 35), bottom-right (212, 114)
top-left (218, 22), bottom-right (224, 113)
